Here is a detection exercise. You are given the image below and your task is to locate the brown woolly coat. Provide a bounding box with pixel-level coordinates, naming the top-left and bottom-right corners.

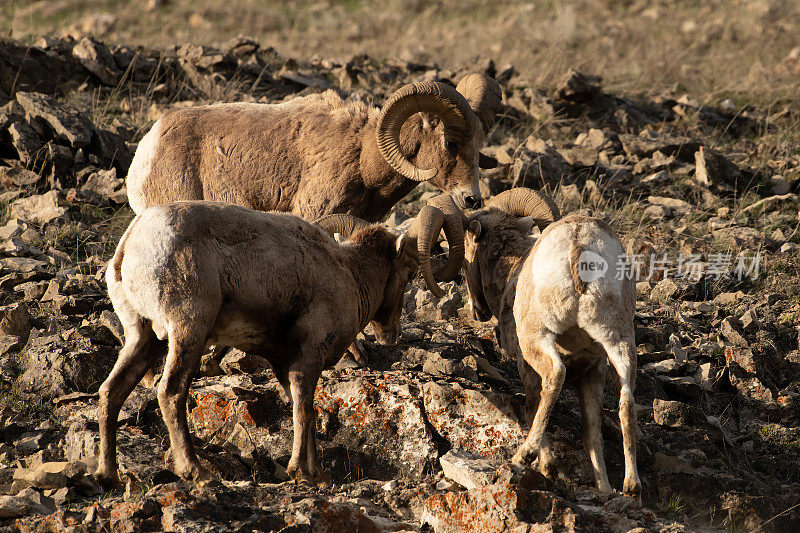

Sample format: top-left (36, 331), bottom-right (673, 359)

top-left (127, 92), bottom-right (484, 221)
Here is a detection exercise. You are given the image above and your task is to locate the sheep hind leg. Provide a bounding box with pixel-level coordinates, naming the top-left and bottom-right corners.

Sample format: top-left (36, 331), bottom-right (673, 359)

top-left (579, 360), bottom-right (612, 494)
top-left (157, 329), bottom-right (212, 486)
top-left (512, 334), bottom-right (566, 468)
top-left (518, 355), bottom-right (556, 478)
top-left (586, 327), bottom-right (641, 501)
top-left (95, 320), bottom-right (159, 489)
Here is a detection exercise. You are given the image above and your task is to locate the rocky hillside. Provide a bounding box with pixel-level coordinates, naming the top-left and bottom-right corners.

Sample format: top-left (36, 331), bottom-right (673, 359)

top-left (1, 35), bottom-right (799, 531)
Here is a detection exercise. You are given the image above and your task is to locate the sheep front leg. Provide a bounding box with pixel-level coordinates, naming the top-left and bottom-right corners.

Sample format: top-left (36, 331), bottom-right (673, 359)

top-left (579, 361), bottom-right (612, 493)
top-left (157, 333), bottom-right (213, 485)
top-left (512, 335), bottom-right (566, 467)
top-left (286, 367), bottom-right (329, 487)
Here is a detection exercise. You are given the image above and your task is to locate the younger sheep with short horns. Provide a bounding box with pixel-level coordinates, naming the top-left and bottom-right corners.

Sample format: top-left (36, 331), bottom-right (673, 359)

top-left (462, 188), bottom-right (641, 500)
top-left (94, 196), bottom-right (463, 488)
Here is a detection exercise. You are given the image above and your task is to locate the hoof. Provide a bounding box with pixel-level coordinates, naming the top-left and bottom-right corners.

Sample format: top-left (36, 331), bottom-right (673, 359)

top-left (288, 464), bottom-right (329, 487)
top-left (538, 462), bottom-right (558, 481)
top-left (314, 469), bottom-right (333, 489)
top-left (623, 482), bottom-right (642, 506)
top-left (189, 465), bottom-right (217, 487)
top-left (93, 469), bottom-right (122, 492)
top-left (511, 450), bottom-right (529, 467)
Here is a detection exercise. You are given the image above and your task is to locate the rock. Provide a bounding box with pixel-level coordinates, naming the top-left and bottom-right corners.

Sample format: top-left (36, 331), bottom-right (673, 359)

top-left (0, 335), bottom-right (23, 357)
top-left (720, 316), bottom-right (747, 346)
top-left (316, 374), bottom-right (438, 478)
top-left (740, 310), bottom-right (759, 333)
top-left (422, 466), bottom-right (580, 532)
top-left (99, 309), bottom-right (124, 343)
top-left (81, 167), bottom-right (127, 203)
top-left (72, 37), bottom-right (121, 85)
top-left (462, 354), bottom-right (507, 384)
top-left (0, 218), bottom-right (28, 241)
top-left (423, 381), bottom-right (523, 461)
top-left (770, 175), bottom-right (790, 195)
top-left (0, 493), bottom-right (53, 518)
top-left (67, 13), bottom-right (117, 38)
top-left (6, 122), bottom-right (43, 166)
top-left (694, 362), bottom-right (714, 390)
top-left (0, 302), bottom-right (32, 339)
top-left (642, 358), bottom-right (683, 375)
top-left (556, 69), bottom-right (602, 102)
top-left (280, 496), bottom-right (415, 532)
top-left (423, 350), bottom-right (475, 379)
top-left (11, 461), bottom-right (85, 492)
top-left (652, 399), bottom-right (705, 427)
top-left (223, 35), bottom-right (259, 56)
top-left (0, 256), bottom-right (47, 273)
top-left (10, 191), bottom-right (67, 225)
top-left (16, 92), bottom-right (95, 148)
top-left (439, 449), bottom-right (496, 490)
top-left (0, 165), bottom-right (41, 187)
top-left (620, 132), bottom-right (700, 162)
top-left (18, 330), bottom-right (117, 398)
top-left (714, 291), bottom-right (744, 304)
top-left (668, 333), bottom-right (688, 361)
top-left (415, 288), bottom-right (435, 313)
top-left (641, 170), bottom-right (670, 184)
top-left (46, 142), bottom-right (74, 178)
top-left (653, 452), bottom-right (696, 474)
top-left (694, 146), bottom-right (741, 188)
top-left (725, 347), bottom-right (773, 402)
top-left (741, 193), bottom-right (797, 214)
top-left (648, 195), bottom-right (692, 214)
top-left (436, 287), bottom-right (462, 320)
top-left (219, 349), bottom-right (271, 374)
top-left (15, 433), bottom-right (45, 456)
top-left (650, 279), bottom-right (679, 301)
top-left (658, 375), bottom-right (703, 400)
top-left (385, 211), bottom-right (409, 228)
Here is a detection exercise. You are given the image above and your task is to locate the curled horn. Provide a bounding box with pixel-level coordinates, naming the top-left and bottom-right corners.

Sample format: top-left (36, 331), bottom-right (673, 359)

top-left (405, 194), bottom-right (466, 298)
top-left (456, 73), bottom-right (503, 133)
top-left (314, 213), bottom-right (373, 239)
top-left (487, 188), bottom-right (560, 230)
top-left (426, 194), bottom-right (466, 283)
top-left (377, 81), bottom-right (474, 182)
top-left (407, 206), bottom-right (446, 298)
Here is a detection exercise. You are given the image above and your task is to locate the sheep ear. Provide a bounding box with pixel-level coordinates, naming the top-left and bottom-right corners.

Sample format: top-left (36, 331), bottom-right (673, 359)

top-left (479, 152), bottom-right (498, 169)
top-left (515, 216), bottom-right (535, 234)
top-left (396, 233), bottom-right (410, 256)
top-left (468, 219), bottom-right (483, 241)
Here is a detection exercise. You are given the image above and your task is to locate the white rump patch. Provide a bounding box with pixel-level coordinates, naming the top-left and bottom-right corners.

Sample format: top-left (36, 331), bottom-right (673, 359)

top-left (126, 118), bottom-right (162, 214)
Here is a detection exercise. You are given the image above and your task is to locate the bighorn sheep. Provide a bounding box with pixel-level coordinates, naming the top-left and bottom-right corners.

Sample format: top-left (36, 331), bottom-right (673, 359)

top-left (462, 188), bottom-right (641, 500)
top-left (94, 196), bottom-right (463, 487)
top-left (127, 74), bottom-right (502, 221)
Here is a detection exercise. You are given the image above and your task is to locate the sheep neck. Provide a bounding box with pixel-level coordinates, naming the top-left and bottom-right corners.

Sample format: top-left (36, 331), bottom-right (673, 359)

top-left (344, 242), bottom-right (392, 330)
top-left (359, 121), bottom-right (421, 221)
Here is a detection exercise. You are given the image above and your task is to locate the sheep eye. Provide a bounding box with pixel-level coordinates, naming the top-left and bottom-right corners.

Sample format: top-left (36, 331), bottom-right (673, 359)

top-left (444, 140), bottom-right (459, 153)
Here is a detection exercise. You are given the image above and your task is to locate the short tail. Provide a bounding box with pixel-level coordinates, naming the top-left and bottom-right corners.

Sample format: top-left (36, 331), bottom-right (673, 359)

top-left (111, 215), bottom-right (140, 282)
top-left (570, 239), bottom-right (586, 294)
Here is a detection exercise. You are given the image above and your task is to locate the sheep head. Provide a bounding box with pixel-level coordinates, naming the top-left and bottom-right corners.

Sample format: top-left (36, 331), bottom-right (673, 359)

top-left (463, 188), bottom-right (559, 321)
top-left (376, 75), bottom-right (502, 210)
top-left (315, 194), bottom-right (465, 343)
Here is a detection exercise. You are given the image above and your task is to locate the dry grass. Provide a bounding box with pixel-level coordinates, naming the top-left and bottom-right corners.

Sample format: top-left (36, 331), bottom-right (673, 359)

top-left (2, 0), bottom-right (799, 106)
